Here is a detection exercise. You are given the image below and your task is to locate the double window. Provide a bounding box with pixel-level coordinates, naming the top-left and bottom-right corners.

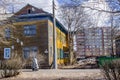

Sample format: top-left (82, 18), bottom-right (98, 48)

top-left (23, 46), bottom-right (38, 59)
top-left (24, 25), bottom-right (36, 36)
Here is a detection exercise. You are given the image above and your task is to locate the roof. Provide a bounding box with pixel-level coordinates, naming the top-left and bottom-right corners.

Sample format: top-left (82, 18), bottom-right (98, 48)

top-left (12, 4), bottom-right (67, 34)
top-left (14, 4), bottom-right (48, 16)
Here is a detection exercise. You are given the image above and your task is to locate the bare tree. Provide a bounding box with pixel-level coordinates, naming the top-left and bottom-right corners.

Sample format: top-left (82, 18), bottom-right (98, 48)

top-left (109, 13), bottom-right (120, 56)
top-left (0, 0), bottom-right (23, 59)
top-left (72, 0), bottom-right (120, 56)
top-left (59, 1), bottom-right (93, 64)
top-left (0, 0), bottom-right (24, 14)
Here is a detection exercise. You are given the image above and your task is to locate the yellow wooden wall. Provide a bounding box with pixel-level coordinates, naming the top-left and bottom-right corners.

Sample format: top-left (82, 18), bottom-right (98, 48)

top-left (48, 20), bottom-right (68, 65)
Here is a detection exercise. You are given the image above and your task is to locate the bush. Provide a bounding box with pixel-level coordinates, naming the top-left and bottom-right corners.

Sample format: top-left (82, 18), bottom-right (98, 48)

top-left (100, 60), bottom-right (120, 80)
top-left (0, 55), bottom-right (24, 78)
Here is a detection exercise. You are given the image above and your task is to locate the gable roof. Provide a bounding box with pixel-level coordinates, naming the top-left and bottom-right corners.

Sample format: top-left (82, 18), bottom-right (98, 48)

top-left (14, 4), bottom-right (48, 16)
top-left (12, 4), bottom-right (67, 34)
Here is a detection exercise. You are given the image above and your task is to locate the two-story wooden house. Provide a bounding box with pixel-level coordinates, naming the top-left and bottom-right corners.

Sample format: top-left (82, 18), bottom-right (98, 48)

top-left (8, 4), bottom-right (69, 68)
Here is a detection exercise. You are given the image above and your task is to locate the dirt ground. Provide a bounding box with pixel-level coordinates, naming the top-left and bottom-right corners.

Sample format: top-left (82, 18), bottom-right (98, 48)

top-left (0, 69), bottom-right (104, 80)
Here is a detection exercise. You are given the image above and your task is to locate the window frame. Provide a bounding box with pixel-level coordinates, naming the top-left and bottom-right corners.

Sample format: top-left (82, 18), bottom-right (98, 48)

top-left (23, 25), bottom-right (37, 36)
top-left (23, 46), bottom-right (38, 59)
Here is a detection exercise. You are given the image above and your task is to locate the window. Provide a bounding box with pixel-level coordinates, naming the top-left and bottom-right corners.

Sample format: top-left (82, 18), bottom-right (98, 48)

top-left (31, 47), bottom-right (38, 58)
top-left (23, 47), bottom-right (30, 59)
top-left (64, 52), bottom-right (69, 58)
top-left (23, 46), bottom-right (38, 59)
top-left (28, 9), bottom-right (32, 14)
top-left (24, 25), bottom-right (36, 36)
top-left (5, 28), bottom-right (10, 39)
top-left (60, 49), bottom-right (64, 59)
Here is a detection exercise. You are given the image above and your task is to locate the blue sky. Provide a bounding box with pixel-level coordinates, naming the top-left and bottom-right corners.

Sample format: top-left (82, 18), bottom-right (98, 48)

top-left (57, 0), bottom-right (64, 3)
top-left (2, 0), bottom-right (120, 13)
top-left (57, 0), bottom-right (71, 4)
top-left (1, 0), bottom-right (119, 27)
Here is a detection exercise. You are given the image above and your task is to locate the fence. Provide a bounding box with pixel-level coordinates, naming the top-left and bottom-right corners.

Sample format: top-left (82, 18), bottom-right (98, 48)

top-left (97, 56), bottom-right (120, 66)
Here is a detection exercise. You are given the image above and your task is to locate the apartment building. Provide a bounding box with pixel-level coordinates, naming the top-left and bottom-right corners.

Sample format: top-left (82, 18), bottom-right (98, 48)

top-left (76, 27), bottom-right (111, 58)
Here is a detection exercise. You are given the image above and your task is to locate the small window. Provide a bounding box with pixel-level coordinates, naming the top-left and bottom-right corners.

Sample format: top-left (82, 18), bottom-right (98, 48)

top-left (60, 49), bottom-right (64, 59)
top-left (28, 9), bottom-right (32, 14)
top-left (31, 47), bottom-right (38, 58)
top-left (5, 28), bottom-right (11, 39)
top-left (23, 47), bottom-right (30, 59)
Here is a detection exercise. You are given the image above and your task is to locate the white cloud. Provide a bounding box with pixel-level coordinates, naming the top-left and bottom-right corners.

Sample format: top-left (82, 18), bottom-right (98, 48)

top-left (83, 0), bottom-right (110, 27)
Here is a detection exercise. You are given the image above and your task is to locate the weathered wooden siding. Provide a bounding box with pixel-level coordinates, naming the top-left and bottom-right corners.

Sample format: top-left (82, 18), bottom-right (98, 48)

top-left (13, 20), bottom-right (49, 68)
top-left (14, 20), bottom-right (48, 50)
top-left (48, 20), bottom-right (54, 65)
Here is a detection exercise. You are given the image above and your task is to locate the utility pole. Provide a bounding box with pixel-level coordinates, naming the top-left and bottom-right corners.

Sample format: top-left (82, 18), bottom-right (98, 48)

top-left (53, 0), bottom-right (57, 69)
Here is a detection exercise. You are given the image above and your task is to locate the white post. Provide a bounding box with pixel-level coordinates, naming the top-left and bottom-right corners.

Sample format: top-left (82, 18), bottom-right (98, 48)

top-left (53, 0), bottom-right (57, 69)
